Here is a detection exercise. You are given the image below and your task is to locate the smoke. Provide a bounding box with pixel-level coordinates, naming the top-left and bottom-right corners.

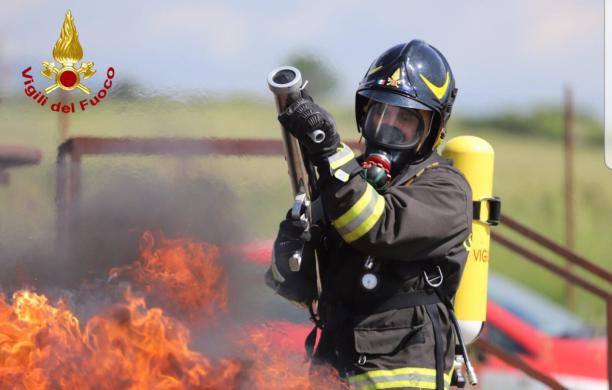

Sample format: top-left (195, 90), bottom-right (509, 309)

top-left (0, 152), bottom-right (321, 389)
top-left (6, 158), bottom-right (304, 319)
top-left (66, 173), bottom-right (246, 282)
top-left (1, 164), bottom-right (242, 295)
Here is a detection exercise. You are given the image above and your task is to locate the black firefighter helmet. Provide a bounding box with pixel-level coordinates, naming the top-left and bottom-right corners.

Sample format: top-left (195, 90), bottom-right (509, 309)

top-left (356, 40), bottom-right (458, 175)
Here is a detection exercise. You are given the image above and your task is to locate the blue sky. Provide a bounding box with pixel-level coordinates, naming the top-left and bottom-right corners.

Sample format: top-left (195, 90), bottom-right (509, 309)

top-left (1, 0), bottom-right (604, 118)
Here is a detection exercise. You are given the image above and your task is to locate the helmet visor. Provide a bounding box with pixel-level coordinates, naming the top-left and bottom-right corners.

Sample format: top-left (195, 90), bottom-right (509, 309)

top-left (363, 102), bottom-right (425, 149)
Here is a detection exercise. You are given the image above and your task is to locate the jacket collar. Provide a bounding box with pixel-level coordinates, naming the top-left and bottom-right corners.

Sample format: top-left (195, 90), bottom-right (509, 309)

top-left (389, 152), bottom-right (451, 187)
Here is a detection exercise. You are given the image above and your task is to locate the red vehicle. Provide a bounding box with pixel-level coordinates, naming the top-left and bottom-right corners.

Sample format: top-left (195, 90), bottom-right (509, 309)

top-left (235, 241), bottom-right (608, 389)
top-left (477, 273), bottom-right (607, 389)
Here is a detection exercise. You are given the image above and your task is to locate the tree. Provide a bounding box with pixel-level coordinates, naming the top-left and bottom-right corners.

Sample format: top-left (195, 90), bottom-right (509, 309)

top-left (109, 78), bottom-right (143, 100)
top-left (286, 52), bottom-right (338, 97)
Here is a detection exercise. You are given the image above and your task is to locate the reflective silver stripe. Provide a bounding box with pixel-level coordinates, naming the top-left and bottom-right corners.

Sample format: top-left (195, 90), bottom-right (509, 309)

top-left (270, 247), bottom-right (285, 283)
top-left (333, 185), bottom-right (373, 229)
top-left (328, 143), bottom-right (355, 170)
top-left (335, 185), bottom-right (380, 237)
top-left (334, 169), bottom-right (350, 182)
top-left (332, 184), bottom-right (385, 243)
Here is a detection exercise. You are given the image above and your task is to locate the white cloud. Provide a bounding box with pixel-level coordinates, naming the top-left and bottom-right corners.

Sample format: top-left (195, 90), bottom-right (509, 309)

top-left (518, 0), bottom-right (603, 61)
top-left (146, 4), bottom-right (247, 59)
top-left (0, 0), bottom-right (604, 114)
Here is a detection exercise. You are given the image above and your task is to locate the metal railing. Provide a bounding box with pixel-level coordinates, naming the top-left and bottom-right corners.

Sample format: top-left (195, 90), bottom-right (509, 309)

top-left (491, 215), bottom-right (612, 388)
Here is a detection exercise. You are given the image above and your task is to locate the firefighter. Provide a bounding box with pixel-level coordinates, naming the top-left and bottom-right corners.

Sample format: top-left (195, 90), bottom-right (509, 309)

top-left (269, 39), bottom-right (472, 390)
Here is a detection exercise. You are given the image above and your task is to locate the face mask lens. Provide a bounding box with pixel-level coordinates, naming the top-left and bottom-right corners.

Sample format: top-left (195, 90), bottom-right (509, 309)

top-left (363, 102), bottom-right (425, 148)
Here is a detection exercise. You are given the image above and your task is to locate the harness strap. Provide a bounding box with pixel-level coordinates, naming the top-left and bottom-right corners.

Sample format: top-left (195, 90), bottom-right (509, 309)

top-left (472, 196), bottom-right (502, 226)
top-left (305, 302), bottom-right (324, 360)
top-left (424, 303), bottom-right (446, 390)
top-left (353, 290), bottom-right (442, 315)
top-left (304, 325), bottom-right (318, 360)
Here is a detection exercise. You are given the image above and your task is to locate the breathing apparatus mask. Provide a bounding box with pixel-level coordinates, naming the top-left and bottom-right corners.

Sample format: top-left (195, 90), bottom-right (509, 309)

top-left (361, 101), bottom-right (432, 189)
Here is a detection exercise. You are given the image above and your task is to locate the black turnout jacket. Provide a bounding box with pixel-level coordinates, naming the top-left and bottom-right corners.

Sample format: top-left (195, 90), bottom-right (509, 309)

top-left (310, 144), bottom-right (472, 390)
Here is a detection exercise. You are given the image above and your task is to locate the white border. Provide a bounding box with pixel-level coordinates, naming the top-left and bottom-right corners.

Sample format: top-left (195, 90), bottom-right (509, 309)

top-left (606, 0), bottom-right (611, 168)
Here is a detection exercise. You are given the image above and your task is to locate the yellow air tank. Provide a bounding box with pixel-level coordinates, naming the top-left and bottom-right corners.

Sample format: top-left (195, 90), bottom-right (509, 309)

top-left (442, 136), bottom-right (500, 345)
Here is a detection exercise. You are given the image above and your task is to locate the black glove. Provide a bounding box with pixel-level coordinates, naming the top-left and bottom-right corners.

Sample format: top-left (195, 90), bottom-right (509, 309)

top-left (265, 216), bottom-right (317, 305)
top-left (278, 97), bottom-right (341, 164)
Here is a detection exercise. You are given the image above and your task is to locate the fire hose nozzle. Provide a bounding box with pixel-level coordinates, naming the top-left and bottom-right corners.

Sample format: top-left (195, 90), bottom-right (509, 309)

top-left (267, 66), bottom-right (303, 97)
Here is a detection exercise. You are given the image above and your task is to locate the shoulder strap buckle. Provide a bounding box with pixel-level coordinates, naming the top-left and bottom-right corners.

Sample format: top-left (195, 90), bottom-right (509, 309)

top-left (423, 265), bottom-right (444, 288)
top-left (473, 196), bottom-right (502, 226)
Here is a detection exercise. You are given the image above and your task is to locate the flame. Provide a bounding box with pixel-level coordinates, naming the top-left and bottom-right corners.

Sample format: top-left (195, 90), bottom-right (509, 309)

top-left (52, 10), bottom-right (83, 66)
top-left (0, 290), bottom-right (241, 390)
top-left (0, 233), bottom-right (347, 389)
top-left (109, 231), bottom-right (228, 321)
top-left (240, 323), bottom-right (346, 390)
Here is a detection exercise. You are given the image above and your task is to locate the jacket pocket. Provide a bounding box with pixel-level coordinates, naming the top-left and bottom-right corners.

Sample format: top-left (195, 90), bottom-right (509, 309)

top-left (353, 308), bottom-right (425, 355)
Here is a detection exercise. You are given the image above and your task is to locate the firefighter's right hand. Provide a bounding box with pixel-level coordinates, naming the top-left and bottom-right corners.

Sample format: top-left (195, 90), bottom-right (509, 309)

top-left (272, 217), bottom-right (309, 277)
top-left (281, 216), bottom-right (308, 238)
top-left (278, 97), bottom-right (341, 164)
top-left (265, 217), bottom-right (317, 305)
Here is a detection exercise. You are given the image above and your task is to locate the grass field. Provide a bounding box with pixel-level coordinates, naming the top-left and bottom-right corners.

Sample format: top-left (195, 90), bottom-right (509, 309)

top-left (1, 97), bottom-right (610, 325)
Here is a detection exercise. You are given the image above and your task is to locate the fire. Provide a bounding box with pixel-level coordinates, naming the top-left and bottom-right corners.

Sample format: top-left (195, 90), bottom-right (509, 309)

top-left (109, 231), bottom-right (228, 321)
top-left (240, 323), bottom-right (346, 390)
top-left (0, 289), bottom-right (241, 390)
top-left (52, 10), bottom-right (83, 66)
top-left (0, 233), bottom-right (346, 389)
top-left (240, 324), bottom-right (312, 390)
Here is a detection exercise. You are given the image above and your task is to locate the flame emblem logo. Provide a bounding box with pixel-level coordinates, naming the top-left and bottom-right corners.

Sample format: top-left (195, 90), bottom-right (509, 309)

top-left (40, 10), bottom-right (96, 94)
top-left (386, 68), bottom-right (402, 88)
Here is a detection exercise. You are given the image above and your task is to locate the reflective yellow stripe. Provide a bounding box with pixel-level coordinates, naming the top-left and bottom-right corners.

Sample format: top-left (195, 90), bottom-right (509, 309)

top-left (342, 194), bottom-right (384, 242)
top-left (349, 367), bottom-right (438, 383)
top-left (332, 185), bottom-right (385, 243)
top-left (348, 366), bottom-right (452, 390)
top-left (367, 65), bottom-right (383, 76)
top-left (333, 185), bottom-right (374, 230)
top-left (331, 152), bottom-right (354, 170)
top-left (329, 144), bottom-right (355, 170)
top-left (419, 72), bottom-right (450, 101)
top-left (354, 380), bottom-right (435, 390)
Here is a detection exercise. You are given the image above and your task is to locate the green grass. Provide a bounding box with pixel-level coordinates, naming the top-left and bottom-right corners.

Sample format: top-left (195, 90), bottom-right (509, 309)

top-left (461, 106), bottom-right (604, 144)
top-left (1, 97), bottom-right (610, 325)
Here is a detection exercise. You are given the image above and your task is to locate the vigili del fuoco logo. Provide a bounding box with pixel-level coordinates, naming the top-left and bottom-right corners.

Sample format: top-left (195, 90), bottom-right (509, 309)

top-left (21, 10), bottom-right (115, 114)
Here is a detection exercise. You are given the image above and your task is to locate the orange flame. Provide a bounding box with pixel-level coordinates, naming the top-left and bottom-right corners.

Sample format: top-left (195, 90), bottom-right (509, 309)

top-left (52, 10), bottom-right (83, 66)
top-left (0, 290), bottom-right (241, 390)
top-left (0, 234), bottom-right (346, 389)
top-left (240, 323), bottom-right (346, 390)
top-left (110, 231), bottom-right (228, 321)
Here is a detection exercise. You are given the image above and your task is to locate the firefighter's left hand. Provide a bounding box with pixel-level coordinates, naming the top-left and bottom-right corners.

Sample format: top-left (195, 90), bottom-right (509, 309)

top-left (278, 97), bottom-right (341, 164)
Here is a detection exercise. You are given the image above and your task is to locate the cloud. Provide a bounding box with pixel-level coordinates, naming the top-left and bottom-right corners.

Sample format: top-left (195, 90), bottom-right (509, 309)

top-left (0, 0), bottom-right (46, 26)
top-left (518, 0), bottom-right (603, 61)
top-left (0, 0), bottom-right (604, 114)
top-left (146, 4), bottom-right (247, 59)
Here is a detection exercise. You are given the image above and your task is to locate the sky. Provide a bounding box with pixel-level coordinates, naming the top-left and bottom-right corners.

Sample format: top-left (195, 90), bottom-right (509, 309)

top-left (0, 0), bottom-right (605, 118)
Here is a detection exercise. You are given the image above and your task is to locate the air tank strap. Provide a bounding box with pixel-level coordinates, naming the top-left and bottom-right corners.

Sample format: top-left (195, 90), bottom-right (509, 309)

top-left (472, 196), bottom-right (502, 226)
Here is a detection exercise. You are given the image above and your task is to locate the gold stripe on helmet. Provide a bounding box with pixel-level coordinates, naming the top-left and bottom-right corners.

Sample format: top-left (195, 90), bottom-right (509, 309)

top-left (419, 72), bottom-right (450, 101)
